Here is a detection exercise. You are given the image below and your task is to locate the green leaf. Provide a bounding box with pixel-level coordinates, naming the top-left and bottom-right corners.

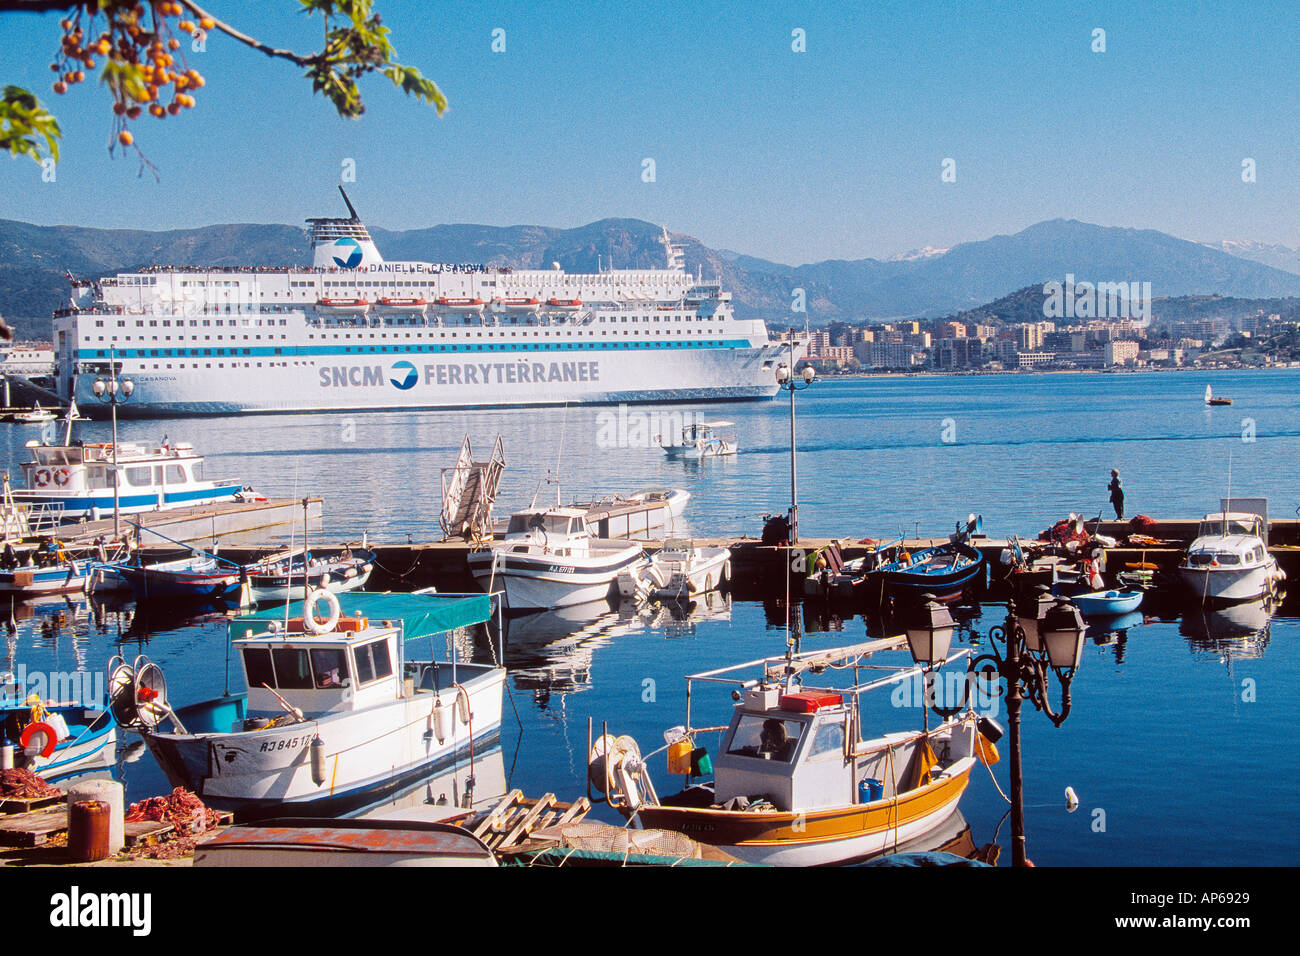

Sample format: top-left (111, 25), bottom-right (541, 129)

top-left (0, 86), bottom-right (61, 164)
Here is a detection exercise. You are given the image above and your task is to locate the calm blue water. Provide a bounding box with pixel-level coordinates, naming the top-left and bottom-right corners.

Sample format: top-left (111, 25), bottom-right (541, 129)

top-left (4, 367), bottom-right (1298, 865)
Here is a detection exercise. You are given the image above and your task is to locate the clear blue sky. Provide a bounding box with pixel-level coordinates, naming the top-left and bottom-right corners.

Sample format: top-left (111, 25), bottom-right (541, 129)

top-left (1, 0), bottom-right (1297, 264)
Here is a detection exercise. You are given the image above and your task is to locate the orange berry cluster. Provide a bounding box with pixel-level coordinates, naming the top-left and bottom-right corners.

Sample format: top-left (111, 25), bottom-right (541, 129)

top-left (50, 2), bottom-right (215, 148)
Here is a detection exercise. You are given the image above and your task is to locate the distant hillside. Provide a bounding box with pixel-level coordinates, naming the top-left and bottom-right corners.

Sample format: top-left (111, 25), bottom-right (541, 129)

top-left (5, 214), bottom-right (1300, 339)
top-left (935, 284), bottom-right (1300, 330)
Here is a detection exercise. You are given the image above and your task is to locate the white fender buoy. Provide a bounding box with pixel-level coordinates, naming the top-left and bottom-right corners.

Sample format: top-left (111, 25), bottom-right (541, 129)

top-left (310, 735), bottom-right (327, 786)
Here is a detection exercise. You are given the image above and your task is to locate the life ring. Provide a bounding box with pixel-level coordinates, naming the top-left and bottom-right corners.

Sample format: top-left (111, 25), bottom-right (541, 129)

top-left (33, 468), bottom-right (51, 487)
top-left (53, 468), bottom-right (71, 486)
top-left (302, 588), bottom-right (341, 635)
top-left (20, 721), bottom-right (59, 758)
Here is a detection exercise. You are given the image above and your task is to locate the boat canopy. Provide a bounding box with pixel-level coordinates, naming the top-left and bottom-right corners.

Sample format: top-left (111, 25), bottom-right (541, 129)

top-left (230, 592), bottom-right (492, 643)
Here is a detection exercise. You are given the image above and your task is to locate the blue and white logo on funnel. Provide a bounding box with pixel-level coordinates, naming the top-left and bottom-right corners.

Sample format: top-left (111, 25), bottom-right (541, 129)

top-left (332, 237), bottom-right (363, 269)
top-left (390, 360), bottom-right (418, 390)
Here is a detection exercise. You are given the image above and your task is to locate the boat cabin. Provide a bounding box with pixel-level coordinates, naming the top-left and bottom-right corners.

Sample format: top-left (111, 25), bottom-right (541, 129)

top-left (234, 617), bottom-right (401, 719)
top-left (502, 507), bottom-right (592, 555)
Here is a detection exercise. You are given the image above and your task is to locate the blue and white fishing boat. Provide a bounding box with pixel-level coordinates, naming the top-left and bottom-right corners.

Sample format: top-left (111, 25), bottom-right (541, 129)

top-left (113, 589), bottom-right (506, 819)
top-left (848, 516), bottom-right (986, 607)
top-left (1, 679), bottom-right (117, 780)
top-left (114, 553), bottom-right (248, 603)
top-left (9, 408), bottom-right (250, 522)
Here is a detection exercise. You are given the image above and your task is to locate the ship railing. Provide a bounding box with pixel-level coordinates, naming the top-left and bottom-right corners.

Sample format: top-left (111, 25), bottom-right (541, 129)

top-left (23, 501), bottom-right (68, 534)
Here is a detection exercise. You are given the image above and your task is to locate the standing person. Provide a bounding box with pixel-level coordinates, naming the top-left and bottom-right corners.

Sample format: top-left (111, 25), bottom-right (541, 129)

top-left (1108, 469), bottom-right (1124, 520)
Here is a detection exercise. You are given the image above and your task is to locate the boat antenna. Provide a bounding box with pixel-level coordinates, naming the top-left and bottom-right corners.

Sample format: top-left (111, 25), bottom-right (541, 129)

top-left (553, 401), bottom-right (569, 506)
top-left (338, 185), bottom-right (359, 220)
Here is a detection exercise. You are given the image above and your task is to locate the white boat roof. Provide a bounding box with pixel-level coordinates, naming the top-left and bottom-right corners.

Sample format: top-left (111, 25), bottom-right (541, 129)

top-left (514, 506), bottom-right (587, 518)
top-left (1201, 512), bottom-right (1262, 523)
top-left (697, 420), bottom-right (733, 428)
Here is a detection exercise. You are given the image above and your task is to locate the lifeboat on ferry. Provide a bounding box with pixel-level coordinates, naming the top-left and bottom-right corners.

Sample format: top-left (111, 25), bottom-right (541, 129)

top-left (546, 298), bottom-right (583, 309)
top-left (376, 297), bottom-right (428, 315)
top-left (316, 298), bottom-right (371, 315)
top-left (497, 297), bottom-right (541, 313)
top-left (436, 297), bottom-right (485, 313)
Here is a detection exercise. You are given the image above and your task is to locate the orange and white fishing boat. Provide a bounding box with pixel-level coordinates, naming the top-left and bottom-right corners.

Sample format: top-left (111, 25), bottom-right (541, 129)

top-left (589, 634), bottom-right (998, 866)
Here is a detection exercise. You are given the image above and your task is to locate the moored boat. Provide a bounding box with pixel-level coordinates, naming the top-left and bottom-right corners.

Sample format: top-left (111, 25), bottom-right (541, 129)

top-left (468, 506), bottom-right (647, 610)
top-left (244, 548), bottom-right (374, 605)
top-left (116, 589), bottom-right (506, 819)
top-left (618, 538), bottom-right (730, 601)
top-left (114, 553), bottom-right (248, 604)
top-left (1061, 587), bottom-right (1145, 618)
top-left (1178, 511), bottom-right (1284, 605)
top-left (588, 634), bottom-right (993, 866)
top-left (1, 680), bottom-right (117, 780)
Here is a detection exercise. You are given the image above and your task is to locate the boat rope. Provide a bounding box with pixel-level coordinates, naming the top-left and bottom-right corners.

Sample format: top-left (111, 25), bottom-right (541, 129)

top-left (370, 554), bottom-right (423, 580)
top-left (981, 746), bottom-right (1013, 805)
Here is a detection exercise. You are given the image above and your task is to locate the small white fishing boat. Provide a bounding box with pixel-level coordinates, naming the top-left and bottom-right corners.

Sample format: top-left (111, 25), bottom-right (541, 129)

top-left (468, 507), bottom-right (647, 610)
top-left (244, 548), bottom-right (374, 605)
top-left (618, 538), bottom-right (731, 602)
top-left (117, 589), bottom-right (506, 818)
top-left (589, 635), bottom-right (993, 866)
top-left (1179, 512), bottom-right (1284, 604)
top-left (657, 420), bottom-right (738, 459)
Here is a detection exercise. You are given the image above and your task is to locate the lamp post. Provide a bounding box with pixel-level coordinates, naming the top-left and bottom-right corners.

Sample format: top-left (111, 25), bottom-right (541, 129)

top-left (977, 590), bottom-right (1085, 867)
top-left (775, 339), bottom-right (815, 546)
top-left (91, 348), bottom-right (134, 540)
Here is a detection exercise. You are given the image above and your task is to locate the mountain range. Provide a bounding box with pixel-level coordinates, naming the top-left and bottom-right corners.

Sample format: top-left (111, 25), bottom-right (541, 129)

top-left (3, 214), bottom-right (1300, 340)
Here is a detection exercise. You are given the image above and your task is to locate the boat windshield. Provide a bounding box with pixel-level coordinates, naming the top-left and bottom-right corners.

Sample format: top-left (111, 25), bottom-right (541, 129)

top-left (1199, 518), bottom-right (1259, 537)
top-left (506, 514), bottom-right (579, 536)
top-left (726, 715), bottom-right (804, 762)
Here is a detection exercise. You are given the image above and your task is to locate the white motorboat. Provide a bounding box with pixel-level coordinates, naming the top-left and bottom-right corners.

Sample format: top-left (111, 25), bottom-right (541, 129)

top-left (1178, 512), bottom-right (1284, 604)
top-left (114, 589), bottom-right (506, 818)
top-left (467, 507), bottom-right (647, 610)
top-left (658, 420), bottom-right (738, 459)
top-left (618, 538), bottom-right (731, 601)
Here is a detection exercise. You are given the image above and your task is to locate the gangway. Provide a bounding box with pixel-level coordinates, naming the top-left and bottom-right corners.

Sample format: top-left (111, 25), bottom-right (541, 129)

top-left (440, 435), bottom-right (506, 542)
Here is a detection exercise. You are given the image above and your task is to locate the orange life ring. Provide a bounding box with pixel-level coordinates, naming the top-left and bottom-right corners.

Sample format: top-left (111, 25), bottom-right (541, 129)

top-left (20, 720), bottom-right (59, 758)
top-left (33, 468), bottom-right (51, 487)
top-left (53, 468), bottom-right (71, 486)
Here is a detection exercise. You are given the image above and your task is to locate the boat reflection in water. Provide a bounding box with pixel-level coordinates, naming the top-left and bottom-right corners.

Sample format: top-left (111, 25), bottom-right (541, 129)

top-left (355, 743), bottom-right (508, 823)
top-left (1179, 596), bottom-right (1278, 662)
top-left (503, 595), bottom-right (733, 711)
top-left (1084, 610), bottom-right (1147, 665)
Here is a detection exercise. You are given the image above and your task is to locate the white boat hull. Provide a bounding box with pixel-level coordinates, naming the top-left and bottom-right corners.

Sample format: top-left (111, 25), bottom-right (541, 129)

top-left (144, 667), bottom-right (505, 815)
top-left (469, 546), bottom-right (646, 610)
top-left (1178, 559), bottom-right (1282, 604)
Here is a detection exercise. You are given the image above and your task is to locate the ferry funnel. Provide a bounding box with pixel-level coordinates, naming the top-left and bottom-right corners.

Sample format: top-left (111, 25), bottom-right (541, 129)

top-left (306, 190), bottom-right (384, 269)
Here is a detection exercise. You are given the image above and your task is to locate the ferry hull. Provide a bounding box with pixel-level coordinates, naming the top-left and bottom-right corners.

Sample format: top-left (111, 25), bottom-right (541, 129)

top-left (68, 346), bottom-right (782, 418)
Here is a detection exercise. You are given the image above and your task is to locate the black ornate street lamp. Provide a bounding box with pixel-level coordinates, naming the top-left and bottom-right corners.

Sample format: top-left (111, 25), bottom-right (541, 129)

top-left (91, 348), bottom-right (134, 540)
top-left (775, 341), bottom-right (815, 545)
top-left (974, 590), bottom-right (1086, 867)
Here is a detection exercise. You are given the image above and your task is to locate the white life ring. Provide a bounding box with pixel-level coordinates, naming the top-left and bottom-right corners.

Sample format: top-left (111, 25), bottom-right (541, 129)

top-left (33, 468), bottom-right (52, 487)
top-left (53, 468), bottom-right (71, 486)
top-left (302, 588), bottom-right (340, 634)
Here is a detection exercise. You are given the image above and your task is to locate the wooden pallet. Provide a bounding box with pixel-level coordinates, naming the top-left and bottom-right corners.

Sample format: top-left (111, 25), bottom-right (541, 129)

top-left (468, 790), bottom-right (590, 852)
top-left (0, 803), bottom-right (71, 847)
top-left (0, 793), bottom-right (65, 816)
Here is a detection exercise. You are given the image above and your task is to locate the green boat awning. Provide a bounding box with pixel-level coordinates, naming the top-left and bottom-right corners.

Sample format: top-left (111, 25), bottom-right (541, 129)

top-left (229, 592), bottom-right (493, 643)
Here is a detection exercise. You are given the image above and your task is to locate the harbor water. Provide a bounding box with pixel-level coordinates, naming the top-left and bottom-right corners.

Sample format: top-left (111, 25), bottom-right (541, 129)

top-left (4, 367), bottom-right (1298, 865)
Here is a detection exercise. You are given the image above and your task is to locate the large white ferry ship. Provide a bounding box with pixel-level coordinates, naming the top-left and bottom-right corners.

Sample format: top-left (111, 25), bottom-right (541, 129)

top-left (52, 191), bottom-right (795, 417)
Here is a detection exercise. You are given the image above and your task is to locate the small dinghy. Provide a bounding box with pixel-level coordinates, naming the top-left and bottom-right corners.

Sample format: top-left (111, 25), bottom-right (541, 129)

top-left (1063, 587), bottom-right (1144, 618)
